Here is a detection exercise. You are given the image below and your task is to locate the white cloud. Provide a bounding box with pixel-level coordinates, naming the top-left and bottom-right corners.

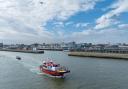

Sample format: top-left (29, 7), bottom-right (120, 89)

top-left (69, 28), bottom-right (128, 43)
top-left (65, 21), bottom-right (74, 26)
top-left (95, 0), bottom-right (128, 29)
top-left (95, 18), bottom-right (119, 29)
top-left (0, 0), bottom-right (100, 43)
top-left (76, 23), bottom-right (89, 28)
top-left (118, 24), bottom-right (128, 29)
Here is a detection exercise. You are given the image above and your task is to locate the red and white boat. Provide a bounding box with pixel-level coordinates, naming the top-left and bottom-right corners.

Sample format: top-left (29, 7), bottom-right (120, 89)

top-left (39, 60), bottom-right (70, 78)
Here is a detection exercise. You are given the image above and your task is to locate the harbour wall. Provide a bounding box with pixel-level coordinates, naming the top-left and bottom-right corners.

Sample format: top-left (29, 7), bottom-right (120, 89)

top-left (0, 49), bottom-right (44, 54)
top-left (40, 48), bottom-right (63, 51)
top-left (68, 52), bottom-right (128, 59)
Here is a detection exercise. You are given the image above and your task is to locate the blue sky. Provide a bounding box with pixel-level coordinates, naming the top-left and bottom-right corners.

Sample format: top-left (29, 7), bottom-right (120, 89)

top-left (0, 0), bottom-right (128, 44)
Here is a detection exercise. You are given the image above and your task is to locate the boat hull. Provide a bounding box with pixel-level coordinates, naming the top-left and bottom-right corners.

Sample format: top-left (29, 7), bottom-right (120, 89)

top-left (39, 66), bottom-right (70, 78)
top-left (40, 68), bottom-right (64, 77)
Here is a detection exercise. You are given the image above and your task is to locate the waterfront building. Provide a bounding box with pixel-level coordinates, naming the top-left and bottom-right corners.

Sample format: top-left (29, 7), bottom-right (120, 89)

top-left (0, 43), bottom-right (3, 48)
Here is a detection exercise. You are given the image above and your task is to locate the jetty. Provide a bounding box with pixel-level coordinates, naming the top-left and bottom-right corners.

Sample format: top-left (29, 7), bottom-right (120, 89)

top-left (39, 48), bottom-right (63, 51)
top-left (68, 52), bottom-right (128, 59)
top-left (0, 49), bottom-right (44, 54)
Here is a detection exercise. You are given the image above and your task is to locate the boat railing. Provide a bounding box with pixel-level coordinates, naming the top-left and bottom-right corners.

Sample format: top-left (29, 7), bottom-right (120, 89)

top-left (56, 66), bottom-right (69, 71)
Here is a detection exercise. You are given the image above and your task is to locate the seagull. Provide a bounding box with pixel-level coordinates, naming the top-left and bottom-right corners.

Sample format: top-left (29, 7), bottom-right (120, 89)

top-left (40, 2), bottom-right (44, 4)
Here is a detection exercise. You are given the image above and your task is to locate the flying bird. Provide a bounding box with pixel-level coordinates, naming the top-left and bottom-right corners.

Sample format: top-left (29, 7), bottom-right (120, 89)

top-left (40, 1), bottom-right (44, 4)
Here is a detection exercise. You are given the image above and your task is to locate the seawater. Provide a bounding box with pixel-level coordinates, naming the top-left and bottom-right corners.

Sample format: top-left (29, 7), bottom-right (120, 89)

top-left (0, 51), bottom-right (128, 89)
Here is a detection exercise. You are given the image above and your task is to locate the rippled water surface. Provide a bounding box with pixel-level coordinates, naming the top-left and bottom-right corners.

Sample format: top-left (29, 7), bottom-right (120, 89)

top-left (0, 51), bottom-right (128, 89)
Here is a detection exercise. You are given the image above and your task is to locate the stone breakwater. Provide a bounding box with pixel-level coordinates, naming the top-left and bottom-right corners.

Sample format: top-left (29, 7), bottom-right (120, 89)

top-left (0, 49), bottom-right (44, 54)
top-left (68, 52), bottom-right (128, 59)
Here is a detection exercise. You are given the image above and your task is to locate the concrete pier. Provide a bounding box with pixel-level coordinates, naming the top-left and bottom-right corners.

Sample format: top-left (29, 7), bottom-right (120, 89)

top-left (68, 52), bottom-right (128, 59)
top-left (0, 49), bottom-right (44, 54)
top-left (40, 48), bottom-right (63, 51)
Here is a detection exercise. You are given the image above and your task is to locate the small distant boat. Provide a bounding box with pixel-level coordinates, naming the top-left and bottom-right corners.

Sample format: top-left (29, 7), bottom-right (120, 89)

top-left (16, 56), bottom-right (21, 60)
top-left (39, 60), bottom-right (70, 78)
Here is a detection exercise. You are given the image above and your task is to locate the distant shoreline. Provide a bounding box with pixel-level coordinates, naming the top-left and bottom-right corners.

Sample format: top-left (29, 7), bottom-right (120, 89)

top-left (68, 52), bottom-right (128, 59)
